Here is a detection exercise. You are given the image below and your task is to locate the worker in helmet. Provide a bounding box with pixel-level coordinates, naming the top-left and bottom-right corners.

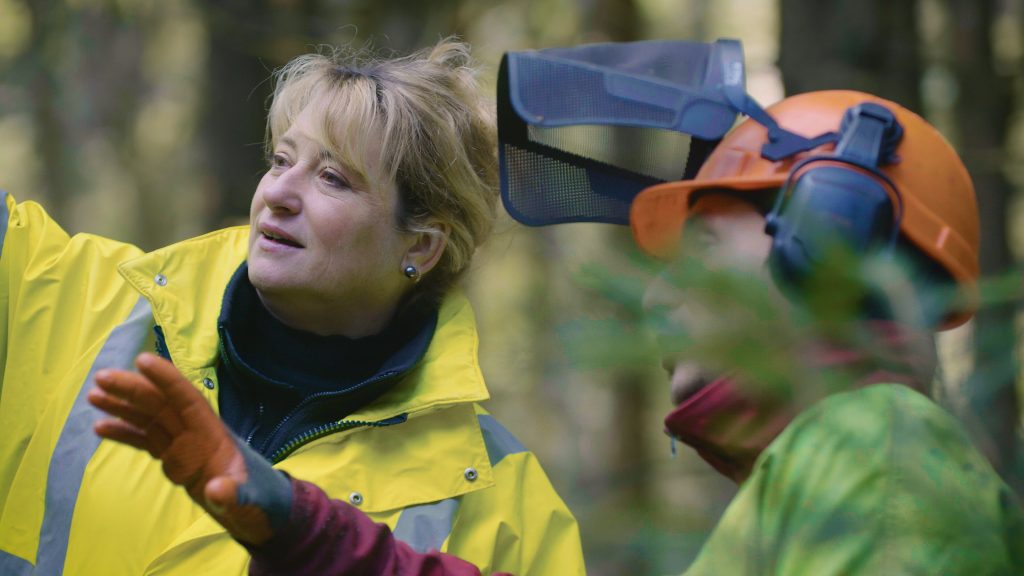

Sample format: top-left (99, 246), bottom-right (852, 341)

top-left (89, 73), bottom-right (1024, 575)
top-left (630, 89), bottom-right (1023, 573)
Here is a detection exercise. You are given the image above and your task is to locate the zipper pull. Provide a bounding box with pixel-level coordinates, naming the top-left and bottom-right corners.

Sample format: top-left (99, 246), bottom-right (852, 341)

top-left (245, 403), bottom-right (265, 446)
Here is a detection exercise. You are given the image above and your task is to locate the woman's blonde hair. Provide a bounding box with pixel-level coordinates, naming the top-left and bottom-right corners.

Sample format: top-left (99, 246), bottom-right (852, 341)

top-left (266, 38), bottom-right (498, 309)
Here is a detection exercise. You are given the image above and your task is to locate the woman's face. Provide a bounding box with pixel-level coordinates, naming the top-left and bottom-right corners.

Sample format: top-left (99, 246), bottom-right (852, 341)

top-left (247, 105), bottom-right (416, 336)
top-left (643, 194), bottom-right (778, 405)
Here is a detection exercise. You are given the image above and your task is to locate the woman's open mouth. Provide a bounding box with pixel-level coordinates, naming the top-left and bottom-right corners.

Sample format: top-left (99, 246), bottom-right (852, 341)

top-left (257, 222), bottom-right (305, 250)
top-left (261, 231), bottom-right (303, 248)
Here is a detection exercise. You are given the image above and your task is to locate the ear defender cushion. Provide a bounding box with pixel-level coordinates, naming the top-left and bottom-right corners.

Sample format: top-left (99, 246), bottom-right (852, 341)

top-left (766, 165), bottom-right (895, 289)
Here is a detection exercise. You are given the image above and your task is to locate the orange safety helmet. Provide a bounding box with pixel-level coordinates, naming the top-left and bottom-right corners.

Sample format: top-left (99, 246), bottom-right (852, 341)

top-left (630, 90), bottom-right (980, 328)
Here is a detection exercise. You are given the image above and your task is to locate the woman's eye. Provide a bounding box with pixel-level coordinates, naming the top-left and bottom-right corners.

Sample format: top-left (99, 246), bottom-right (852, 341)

top-left (322, 170), bottom-right (349, 189)
top-left (268, 153), bottom-right (289, 169)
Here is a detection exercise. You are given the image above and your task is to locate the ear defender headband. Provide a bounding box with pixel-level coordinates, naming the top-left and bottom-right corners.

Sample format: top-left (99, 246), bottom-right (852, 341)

top-left (762, 102), bottom-right (905, 290)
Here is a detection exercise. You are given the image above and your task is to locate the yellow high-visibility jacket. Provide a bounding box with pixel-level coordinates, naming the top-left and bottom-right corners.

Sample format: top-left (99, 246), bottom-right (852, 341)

top-left (0, 193), bottom-right (585, 575)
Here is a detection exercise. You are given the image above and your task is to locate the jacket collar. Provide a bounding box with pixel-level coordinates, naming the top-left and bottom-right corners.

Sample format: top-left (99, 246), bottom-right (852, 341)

top-left (117, 227), bottom-right (490, 419)
top-left (216, 262), bottom-right (437, 393)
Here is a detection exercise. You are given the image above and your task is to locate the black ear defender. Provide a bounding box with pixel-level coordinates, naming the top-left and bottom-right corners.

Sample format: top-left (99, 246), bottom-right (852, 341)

top-left (763, 102), bottom-right (905, 291)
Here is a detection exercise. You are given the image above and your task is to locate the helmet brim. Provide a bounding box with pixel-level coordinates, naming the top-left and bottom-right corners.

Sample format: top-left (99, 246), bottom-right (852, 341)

top-left (630, 175), bottom-right (786, 258)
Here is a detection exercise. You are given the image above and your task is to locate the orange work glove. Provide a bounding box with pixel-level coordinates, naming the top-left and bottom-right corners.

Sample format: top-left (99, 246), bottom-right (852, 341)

top-left (88, 352), bottom-right (292, 546)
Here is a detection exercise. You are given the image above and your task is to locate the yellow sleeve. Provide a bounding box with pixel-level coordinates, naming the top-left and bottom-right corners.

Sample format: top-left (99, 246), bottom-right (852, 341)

top-left (0, 192), bottom-right (76, 527)
top-left (444, 412), bottom-right (586, 576)
top-left (0, 192), bottom-right (74, 395)
top-left (0, 192), bottom-right (145, 526)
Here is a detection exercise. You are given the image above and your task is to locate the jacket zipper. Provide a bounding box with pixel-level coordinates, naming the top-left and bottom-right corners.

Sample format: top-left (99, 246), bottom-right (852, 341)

top-left (269, 413), bottom-right (408, 463)
top-left (245, 403), bottom-right (265, 446)
top-left (258, 370), bottom-right (400, 461)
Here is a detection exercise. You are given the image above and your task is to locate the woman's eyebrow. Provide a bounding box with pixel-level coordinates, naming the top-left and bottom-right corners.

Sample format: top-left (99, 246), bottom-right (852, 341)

top-left (317, 146), bottom-right (340, 165)
top-left (277, 135), bottom-right (298, 151)
top-left (317, 147), bottom-right (351, 176)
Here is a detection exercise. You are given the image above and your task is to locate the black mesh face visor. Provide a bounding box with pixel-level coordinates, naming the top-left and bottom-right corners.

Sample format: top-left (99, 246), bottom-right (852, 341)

top-left (498, 39), bottom-right (744, 226)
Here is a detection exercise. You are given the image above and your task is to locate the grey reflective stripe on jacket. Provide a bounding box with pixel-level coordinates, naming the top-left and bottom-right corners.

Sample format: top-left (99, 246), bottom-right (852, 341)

top-left (394, 498), bottom-right (461, 553)
top-left (25, 297), bottom-right (152, 575)
top-left (0, 550), bottom-right (31, 575)
top-left (478, 414), bottom-right (526, 467)
top-left (392, 414), bottom-right (529, 553)
top-left (0, 191), bottom-right (9, 260)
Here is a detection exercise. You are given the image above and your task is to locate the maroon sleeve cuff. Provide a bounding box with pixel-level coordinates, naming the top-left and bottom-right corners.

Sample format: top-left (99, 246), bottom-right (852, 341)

top-left (248, 478), bottom-right (487, 576)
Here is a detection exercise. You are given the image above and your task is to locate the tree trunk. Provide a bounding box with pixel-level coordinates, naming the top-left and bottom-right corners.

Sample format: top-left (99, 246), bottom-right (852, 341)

top-left (351, 0), bottom-right (463, 53)
top-left (199, 0), bottom-right (331, 229)
top-left (779, 0), bottom-right (921, 110)
top-left (201, 2), bottom-right (283, 228)
top-left (25, 0), bottom-right (71, 222)
top-left (586, 1), bottom-right (653, 574)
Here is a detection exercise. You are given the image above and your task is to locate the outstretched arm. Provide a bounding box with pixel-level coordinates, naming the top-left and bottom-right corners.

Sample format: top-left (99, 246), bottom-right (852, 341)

top-left (88, 353), bottom-right (489, 575)
top-left (88, 352), bottom-right (284, 545)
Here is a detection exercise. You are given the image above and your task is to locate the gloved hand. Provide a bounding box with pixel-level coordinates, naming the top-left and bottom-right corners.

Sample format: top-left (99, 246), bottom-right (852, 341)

top-left (88, 352), bottom-right (292, 546)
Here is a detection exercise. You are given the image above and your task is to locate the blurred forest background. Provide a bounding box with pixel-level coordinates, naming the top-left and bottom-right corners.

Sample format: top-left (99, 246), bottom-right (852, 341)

top-left (1, 0), bottom-right (1022, 573)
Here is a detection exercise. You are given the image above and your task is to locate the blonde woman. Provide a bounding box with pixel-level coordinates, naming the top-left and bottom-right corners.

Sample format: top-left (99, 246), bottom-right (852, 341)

top-left (0, 39), bottom-right (584, 575)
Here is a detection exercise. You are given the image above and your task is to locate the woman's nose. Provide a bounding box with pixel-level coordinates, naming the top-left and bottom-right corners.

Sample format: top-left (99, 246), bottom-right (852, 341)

top-left (259, 167), bottom-right (304, 214)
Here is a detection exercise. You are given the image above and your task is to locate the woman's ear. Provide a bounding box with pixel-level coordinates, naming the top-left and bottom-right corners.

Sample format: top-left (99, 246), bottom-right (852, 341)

top-left (403, 222), bottom-right (449, 277)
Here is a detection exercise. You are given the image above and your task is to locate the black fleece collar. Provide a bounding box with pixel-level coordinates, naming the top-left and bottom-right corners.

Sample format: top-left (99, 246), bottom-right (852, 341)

top-left (215, 263), bottom-right (437, 455)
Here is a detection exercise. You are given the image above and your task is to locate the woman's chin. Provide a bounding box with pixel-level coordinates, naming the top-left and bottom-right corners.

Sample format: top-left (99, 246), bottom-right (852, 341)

top-left (247, 260), bottom-right (296, 295)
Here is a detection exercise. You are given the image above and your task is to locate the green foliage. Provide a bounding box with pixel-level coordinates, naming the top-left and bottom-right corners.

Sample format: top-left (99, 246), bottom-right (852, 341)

top-left (563, 242), bottom-right (1022, 412)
